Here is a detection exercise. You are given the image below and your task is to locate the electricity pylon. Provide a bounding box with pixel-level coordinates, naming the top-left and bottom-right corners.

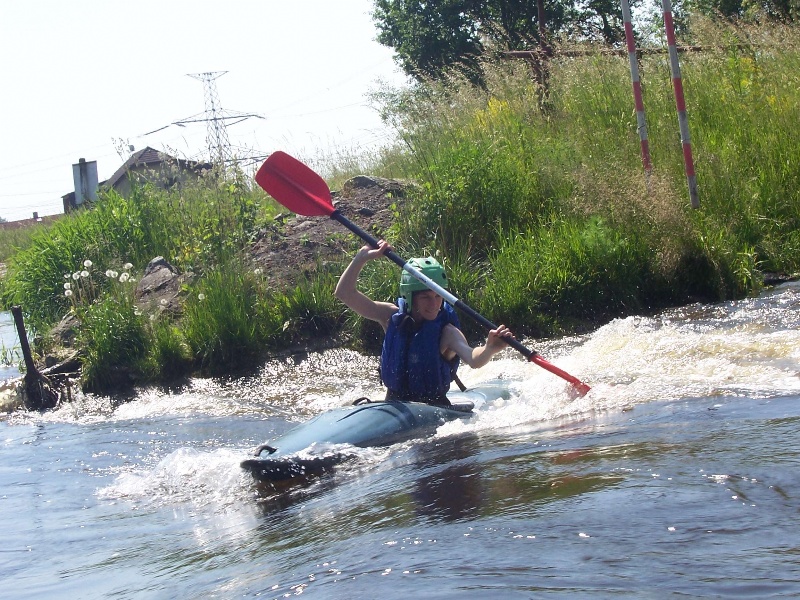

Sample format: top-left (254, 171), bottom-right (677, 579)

top-left (186, 71), bottom-right (233, 167)
top-left (183, 71), bottom-right (263, 169)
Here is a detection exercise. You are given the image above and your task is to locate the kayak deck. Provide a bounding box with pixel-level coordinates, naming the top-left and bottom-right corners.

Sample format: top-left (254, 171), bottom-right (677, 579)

top-left (241, 382), bottom-right (510, 485)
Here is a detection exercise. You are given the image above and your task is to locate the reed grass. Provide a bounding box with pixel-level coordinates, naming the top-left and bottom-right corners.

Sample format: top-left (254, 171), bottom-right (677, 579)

top-left (0, 342), bottom-right (20, 367)
top-left (182, 262), bottom-right (268, 373)
top-left (142, 318), bottom-right (193, 381)
top-left (181, 258), bottom-right (347, 374)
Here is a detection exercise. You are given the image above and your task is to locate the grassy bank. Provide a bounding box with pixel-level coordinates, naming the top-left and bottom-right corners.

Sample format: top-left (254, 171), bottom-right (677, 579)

top-left (1, 18), bottom-right (798, 392)
top-left (372, 17), bottom-right (799, 336)
top-left (0, 170), bottom-right (349, 390)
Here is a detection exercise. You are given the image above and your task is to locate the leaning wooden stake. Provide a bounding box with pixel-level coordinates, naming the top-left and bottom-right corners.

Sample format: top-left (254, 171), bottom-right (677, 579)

top-left (11, 306), bottom-right (58, 410)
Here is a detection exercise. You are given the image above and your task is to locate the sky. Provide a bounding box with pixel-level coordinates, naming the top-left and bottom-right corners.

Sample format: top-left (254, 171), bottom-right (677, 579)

top-left (0, 0), bottom-right (408, 222)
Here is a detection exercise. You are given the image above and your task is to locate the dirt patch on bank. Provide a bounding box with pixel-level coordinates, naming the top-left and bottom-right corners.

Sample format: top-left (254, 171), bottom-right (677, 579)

top-left (250, 175), bottom-right (412, 286)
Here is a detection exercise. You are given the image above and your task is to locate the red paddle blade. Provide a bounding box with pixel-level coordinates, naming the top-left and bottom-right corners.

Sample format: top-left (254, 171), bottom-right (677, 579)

top-left (255, 151), bottom-right (335, 217)
top-left (530, 355), bottom-right (591, 396)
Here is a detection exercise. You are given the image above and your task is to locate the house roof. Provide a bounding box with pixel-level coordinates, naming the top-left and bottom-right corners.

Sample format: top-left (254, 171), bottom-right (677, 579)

top-left (104, 146), bottom-right (172, 189)
top-left (0, 214), bottom-right (63, 230)
top-left (58, 148), bottom-right (215, 207)
top-left (104, 147), bottom-right (212, 190)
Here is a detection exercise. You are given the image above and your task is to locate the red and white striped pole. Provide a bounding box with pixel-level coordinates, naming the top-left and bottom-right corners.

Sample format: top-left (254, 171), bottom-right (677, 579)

top-left (621, 0), bottom-right (652, 175)
top-left (662, 0), bottom-right (700, 208)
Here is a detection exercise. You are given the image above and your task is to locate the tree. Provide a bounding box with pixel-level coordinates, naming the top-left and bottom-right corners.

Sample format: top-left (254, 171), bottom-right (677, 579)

top-left (372, 1), bottom-right (486, 84)
top-left (372, 0), bottom-right (628, 84)
top-left (690, 0), bottom-right (798, 21)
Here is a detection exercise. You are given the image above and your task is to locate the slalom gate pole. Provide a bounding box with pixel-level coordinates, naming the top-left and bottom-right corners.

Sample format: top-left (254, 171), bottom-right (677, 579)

top-left (663, 0), bottom-right (700, 208)
top-left (621, 0), bottom-right (653, 177)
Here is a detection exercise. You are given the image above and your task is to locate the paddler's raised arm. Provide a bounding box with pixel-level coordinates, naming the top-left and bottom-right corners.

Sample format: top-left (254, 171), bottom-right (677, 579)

top-left (441, 323), bottom-right (513, 369)
top-left (334, 240), bottom-right (398, 330)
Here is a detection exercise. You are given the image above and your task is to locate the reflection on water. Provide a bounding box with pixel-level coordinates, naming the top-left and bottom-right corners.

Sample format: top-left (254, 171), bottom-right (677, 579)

top-left (408, 435), bottom-right (485, 522)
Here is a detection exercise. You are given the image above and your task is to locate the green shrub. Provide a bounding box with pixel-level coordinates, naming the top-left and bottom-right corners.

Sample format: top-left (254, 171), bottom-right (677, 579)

top-left (73, 269), bottom-right (149, 392)
top-left (142, 319), bottom-right (193, 382)
top-left (182, 263), bottom-right (266, 373)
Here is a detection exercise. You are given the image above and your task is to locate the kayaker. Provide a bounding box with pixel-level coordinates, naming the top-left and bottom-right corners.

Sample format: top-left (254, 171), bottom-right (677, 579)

top-left (335, 241), bottom-right (513, 405)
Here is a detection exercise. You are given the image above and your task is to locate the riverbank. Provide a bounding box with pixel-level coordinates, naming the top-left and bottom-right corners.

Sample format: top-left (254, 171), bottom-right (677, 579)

top-left (2, 20), bottom-right (799, 401)
top-left (0, 174), bottom-right (412, 408)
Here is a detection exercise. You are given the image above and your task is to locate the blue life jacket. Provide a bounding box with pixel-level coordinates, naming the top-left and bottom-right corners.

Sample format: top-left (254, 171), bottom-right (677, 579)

top-left (380, 298), bottom-right (461, 403)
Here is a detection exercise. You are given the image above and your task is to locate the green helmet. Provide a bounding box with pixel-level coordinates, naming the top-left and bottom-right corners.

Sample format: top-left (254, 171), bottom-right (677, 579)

top-left (399, 257), bottom-right (448, 306)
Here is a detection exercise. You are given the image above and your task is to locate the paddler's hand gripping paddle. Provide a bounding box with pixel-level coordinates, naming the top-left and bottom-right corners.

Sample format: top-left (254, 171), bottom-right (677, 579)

top-left (255, 151), bottom-right (591, 396)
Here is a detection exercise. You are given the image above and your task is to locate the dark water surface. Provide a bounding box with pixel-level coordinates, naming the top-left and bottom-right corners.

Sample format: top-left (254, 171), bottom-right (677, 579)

top-left (2, 283), bottom-right (799, 599)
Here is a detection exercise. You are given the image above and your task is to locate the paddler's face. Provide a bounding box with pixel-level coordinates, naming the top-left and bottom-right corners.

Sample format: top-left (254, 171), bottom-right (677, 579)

top-left (411, 290), bottom-right (443, 321)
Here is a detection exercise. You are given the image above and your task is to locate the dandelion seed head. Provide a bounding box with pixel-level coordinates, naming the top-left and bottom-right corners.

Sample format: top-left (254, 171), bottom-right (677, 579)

top-left (105, 270), bottom-right (114, 278)
top-left (83, 260), bottom-right (92, 268)
top-left (123, 263), bottom-right (133, 270)
top-left (160, 298), bottom-right (168, 306)
top-left (198, 293), bottom-right (205, 300)
top-left (64, 282), bottom-right (71, 290)
top-left (119, 273), bottom-right (130, 283)
top-left (72, 272), bottom-right (81, 280)
top-left (80, 270), bottom-right (89, 278)
top-left (65, 289), bottom-right (73, 297)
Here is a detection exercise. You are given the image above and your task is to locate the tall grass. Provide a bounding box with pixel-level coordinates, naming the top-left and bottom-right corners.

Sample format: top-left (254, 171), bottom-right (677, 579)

top-left (182, 262), bottom-right (273, 373)
top-left (182, 260), bottom-right (346, 374)
top-left (480, 217), bottom-right (660, 334)
top-left (78, 284), bottom-right (150, 392)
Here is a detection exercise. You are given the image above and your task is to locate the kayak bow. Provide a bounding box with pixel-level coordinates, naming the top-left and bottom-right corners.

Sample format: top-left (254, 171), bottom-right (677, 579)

top-left (241, 383), bottom-right (509, 484)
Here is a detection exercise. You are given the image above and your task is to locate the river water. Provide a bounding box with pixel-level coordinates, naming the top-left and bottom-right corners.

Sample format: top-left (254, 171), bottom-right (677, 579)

top-left (2, 282), bottom-right (799, 599)
top-left (0, 310), bottom-right (22, 382)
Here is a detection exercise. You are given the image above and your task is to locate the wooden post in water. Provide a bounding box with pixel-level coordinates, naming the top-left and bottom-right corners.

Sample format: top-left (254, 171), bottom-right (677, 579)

top-left (11, 306), bottom-right (58, 410)
top-left (11, 306), bottom-right (37, 377)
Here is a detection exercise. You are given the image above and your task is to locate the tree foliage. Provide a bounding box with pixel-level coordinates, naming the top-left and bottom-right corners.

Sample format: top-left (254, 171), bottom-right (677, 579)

top-left (372, 0), bottom-right (629, 84)
top-left (372, 0), bottom-right (797, 85)
top-left (689, 0), bottom-right (798, 20)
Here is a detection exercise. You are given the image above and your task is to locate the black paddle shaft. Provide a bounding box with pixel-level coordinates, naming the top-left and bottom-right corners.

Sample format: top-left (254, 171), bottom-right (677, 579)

top-left (330, 211), bottom-right (538, 361)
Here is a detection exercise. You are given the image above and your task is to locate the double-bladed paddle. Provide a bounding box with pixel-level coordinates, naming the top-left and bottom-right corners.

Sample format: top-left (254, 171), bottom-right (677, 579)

top-left (255, 151), bottom-right (591, 396)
